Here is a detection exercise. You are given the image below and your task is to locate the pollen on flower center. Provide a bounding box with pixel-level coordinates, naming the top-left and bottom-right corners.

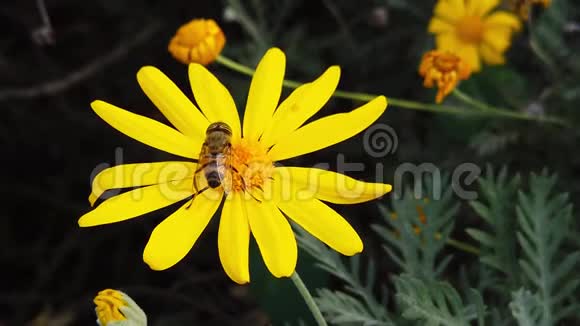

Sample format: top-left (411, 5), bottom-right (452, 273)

top-left (456, 16), bottom-right (484, 43)
top-left (229, 139), bottom-right (274, 193)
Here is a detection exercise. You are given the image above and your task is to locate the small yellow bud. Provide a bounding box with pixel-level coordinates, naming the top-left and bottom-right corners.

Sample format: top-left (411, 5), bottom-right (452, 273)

top-left (94, 289), bottom-right (147, 326)
top-left (168, 18), bottom-right (226, 65)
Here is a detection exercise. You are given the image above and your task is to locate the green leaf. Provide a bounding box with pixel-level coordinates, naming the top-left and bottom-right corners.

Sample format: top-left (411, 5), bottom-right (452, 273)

top-left (510, 289), bottom-right (542, 326)
top-left (515, 171), bottom-right (580, 326)
top-left (468, 165), bottom-right (521, 285)
top-left (467, 289), bottom-right (487, 326)
top-left (293, 224), bottom-right (394, 325)
top-left (394, 274), bottom-right (485, 326)
top-left (373, 174), bottom-right (458, 279)
top-left (315, 289), bottom-right (393, 326)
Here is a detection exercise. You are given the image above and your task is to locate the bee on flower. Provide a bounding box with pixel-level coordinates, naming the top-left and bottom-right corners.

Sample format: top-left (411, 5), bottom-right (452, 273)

top-left (93, 289), bottom-right (146, 326)
top-left (168, 18), bottom-right (225, 65)
top-left (78, 46), bottom-right (391, 284)
top-left (419, 50), bottom-right (471, 103)
top-left (428, 0), bottom-right (522, 72)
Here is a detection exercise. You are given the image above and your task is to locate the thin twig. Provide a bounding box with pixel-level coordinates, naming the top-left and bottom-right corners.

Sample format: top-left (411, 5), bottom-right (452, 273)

top-left (32, 0), bottom-right (54, 44)
top-left (36, 0), bottom-right (52, 29)
top-left (0, 22), bottom-right (162, 102)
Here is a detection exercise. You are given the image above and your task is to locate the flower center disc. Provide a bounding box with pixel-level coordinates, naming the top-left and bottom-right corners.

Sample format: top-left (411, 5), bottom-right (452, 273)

top-left (229, 139), bottom-right (274, 193)
top-left (456, 16), bottom-right (484, 43)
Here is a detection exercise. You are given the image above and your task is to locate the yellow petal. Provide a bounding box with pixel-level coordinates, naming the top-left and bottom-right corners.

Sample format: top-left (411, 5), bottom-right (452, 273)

top-left (428, 18), bottom-right (454, 34)
top-left (273, 167), bottom-right (392, 204)
top-left (277, 196), bottom-right (363, 255)
top-left (435, 33), bottom-right (460, 52)
top-left (218, 193), bottom-right (250, 284)
top-left (92, 100), bottom-right (201, 159)
top-left (260, 66), bottom-right (340, 148)
top-left (137, 66), bottom-right (209, 139)
top-left (479, 43), bottom-right (506, 65)
top-left (467, 0), bottom-right (499, 16)
top-left (484, 12), bottom-right (521, 31)
top-left (457, 44), bottom-right (481, 72)
top-left (482, 13), bottom-right (521, 55)
top-left (243, 48), bottom-right (286, 141)
top-left (246, 198), bottom-right (297, 277)
top-left (78, 179), bottom-right (192, 227)
top-left (482, 29), bottom-right (512, 52)
top-left (188, 64), bottom-right (242, 140)
top-left (434, 0), bottom-right (465, 22)
top-left (268, 96), bottom-right (387, 161)
top-left (143, 189), bottom-right (223, 270)
top-left (89, 161), bottom-right (196, 206)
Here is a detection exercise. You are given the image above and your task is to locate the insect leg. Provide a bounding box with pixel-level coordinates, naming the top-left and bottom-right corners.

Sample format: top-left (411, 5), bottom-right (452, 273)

top-left (186, 174), bottom-right (205, 209)
top-left (186, 186), bottom-right (209, 209)
top-left (239, 176), bottom-right (262, 203)
top-left (195, 162), bottom-right (210, 173)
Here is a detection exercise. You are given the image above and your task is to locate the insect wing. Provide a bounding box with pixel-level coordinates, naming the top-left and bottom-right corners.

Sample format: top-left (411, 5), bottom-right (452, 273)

top-left (217, 149), bottom-right (234, 193)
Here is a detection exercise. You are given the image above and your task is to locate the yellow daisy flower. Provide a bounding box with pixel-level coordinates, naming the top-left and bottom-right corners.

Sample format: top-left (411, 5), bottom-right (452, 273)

top-left (94, 289), bottom-right (147, 326)
top-left (168, 18), bottom-right (226, 65)
top-left (428, 0), bottom-right (522, 72)
top-left (78, 48), bottom-right (391, 284)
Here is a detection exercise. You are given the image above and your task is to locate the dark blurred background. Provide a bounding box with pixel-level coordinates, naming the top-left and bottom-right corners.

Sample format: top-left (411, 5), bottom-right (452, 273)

top-left (1, 0), bottom-right (579, 325)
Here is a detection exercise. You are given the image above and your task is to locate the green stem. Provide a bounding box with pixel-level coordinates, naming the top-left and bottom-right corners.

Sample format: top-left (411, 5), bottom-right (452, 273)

top-left (452, 88), bottom-right (489, 111)
top-left (290, 272), bottom-right (328, 326)
top-left (217, 54), bottom-right (256, 75)
top-left (215, 55), bottom-right (568, 126)
top-left (446, 237), bottom-right (481, 256)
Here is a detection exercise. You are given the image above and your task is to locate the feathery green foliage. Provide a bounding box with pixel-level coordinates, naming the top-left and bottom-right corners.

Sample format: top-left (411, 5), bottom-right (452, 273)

top-left (372, 176), bottom-right (458, 279)
top-left (515, 171), bottom-right (580, 325)
top-left (299, 168), bottom-right (580, 325)
top-left (315, 289), bottom-right (392, 326)
top-left (394, 274), bottom-right (485, 326)
top-left (510, 289), bottom-right (543, 326)
top-left (466, 166), bottom-right (521, 285)
top-left (531, 0), bottom-right (575, 74)
top-left (294, 225), bottom-right (394, 325)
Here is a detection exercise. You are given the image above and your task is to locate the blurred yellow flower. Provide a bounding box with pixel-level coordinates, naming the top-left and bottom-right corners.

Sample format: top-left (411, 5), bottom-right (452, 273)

top-left (419, 50), bottom-right (471, 103)
top-left (94, 289), bottom-right (146, 326)
top-left (509, 0), bottom-right (552, 20)
top-left (78, 48), bottom-right (391, 284)
top-left (168, 18), bottom-right (225, 65)
top-left (428, 0), bottom-right (522, 72)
